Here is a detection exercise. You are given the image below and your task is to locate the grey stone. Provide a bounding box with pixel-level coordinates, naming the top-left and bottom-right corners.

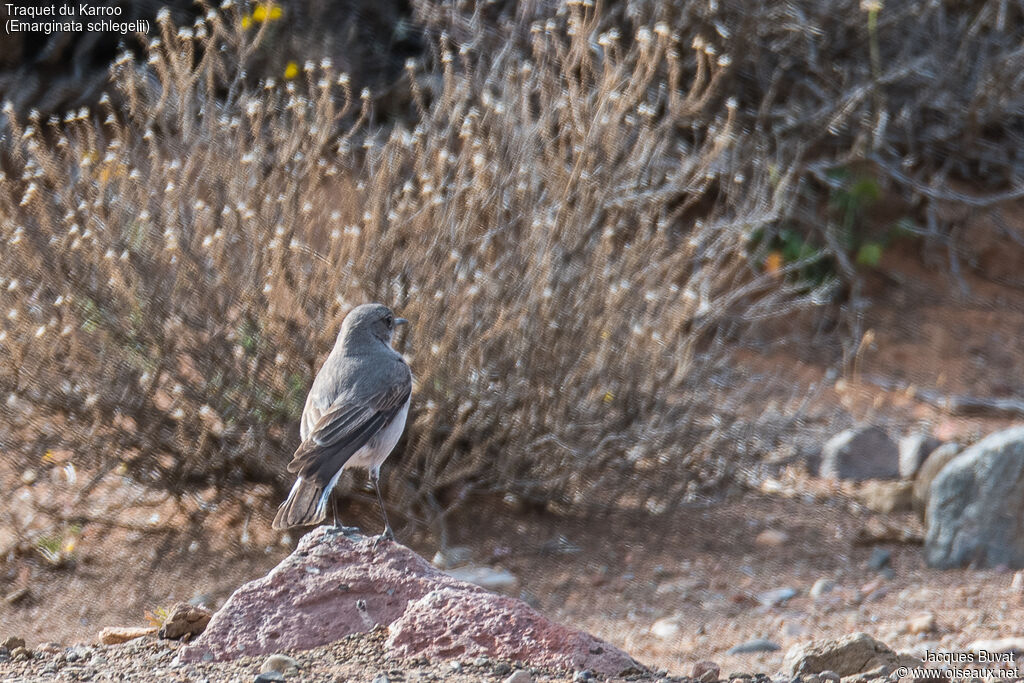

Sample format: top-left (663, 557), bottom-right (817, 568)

top-left (260, 654), bottom-right (299, 676)
top-left (784, 633), bottom-right (897, 677)
top-left (505, 671), bottom-right (534, 683)
top-left (913, 442), bottom-right (961, 521)
top-left (757, 587), bottom-right (797, 607)
top-left (899, 434), bottom-right (942, 479)
top-left (809, 579), bottom-right (835, 599)
top-left (925, 427), bottom-right (1024, 568)
top-left (728, 639), bottom-right (781, 654)
top-left (254, 673), bottom-right (286, 683)
top-left (820, 427), bottom-right (899, 481)
top-left (867, 548), bottom-right (891, 571)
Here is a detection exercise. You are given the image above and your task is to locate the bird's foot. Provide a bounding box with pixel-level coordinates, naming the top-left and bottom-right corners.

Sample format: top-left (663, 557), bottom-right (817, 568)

top-left (371, 527), bottom-right (395, 550)
top-left (325, 524), bottom-right (363, 539)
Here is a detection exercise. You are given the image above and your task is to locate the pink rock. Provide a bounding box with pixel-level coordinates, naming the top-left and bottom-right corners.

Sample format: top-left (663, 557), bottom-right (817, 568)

top-left (179, 527), bottom-right (642, 675)
top-left (386, 587), bottom-right (640, 675)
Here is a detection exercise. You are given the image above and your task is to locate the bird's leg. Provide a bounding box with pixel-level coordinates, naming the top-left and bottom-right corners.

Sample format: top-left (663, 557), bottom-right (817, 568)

top-left (370, 468), bottom-right (395, 545)
top-left (331, 493), bottom-right (340, 529)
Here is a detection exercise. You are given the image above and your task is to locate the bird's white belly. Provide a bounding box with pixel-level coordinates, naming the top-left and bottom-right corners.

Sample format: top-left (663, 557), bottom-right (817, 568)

top-left (345, 397), bottom-right (410, 474)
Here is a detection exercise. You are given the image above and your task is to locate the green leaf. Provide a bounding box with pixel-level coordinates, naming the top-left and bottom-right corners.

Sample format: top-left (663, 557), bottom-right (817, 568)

top-left (856, 242), bottom-right (884, 267)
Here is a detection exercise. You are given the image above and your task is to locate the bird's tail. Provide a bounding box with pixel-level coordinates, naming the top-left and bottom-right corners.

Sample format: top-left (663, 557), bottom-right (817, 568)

top-left (272, 477), bottom-right (328, 530)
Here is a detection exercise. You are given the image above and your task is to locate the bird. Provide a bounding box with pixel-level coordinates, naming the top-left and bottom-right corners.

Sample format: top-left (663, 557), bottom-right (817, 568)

top-left (272, 303), bottom-right (411, 539)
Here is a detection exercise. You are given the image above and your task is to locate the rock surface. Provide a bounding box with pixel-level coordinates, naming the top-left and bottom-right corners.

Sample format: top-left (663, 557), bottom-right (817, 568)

top-left (820, 427), bottom-right (899, 481)
top-left (386, 587), bottom-right (640, 674)
top-left (898, 434), bottom-right (942, 479)
top-left (925, 427), bottom-right (1024, 568)
top-left (180, 526), bottom-right (640, 675)
top-left (784, 633), bottom-right (897, 677)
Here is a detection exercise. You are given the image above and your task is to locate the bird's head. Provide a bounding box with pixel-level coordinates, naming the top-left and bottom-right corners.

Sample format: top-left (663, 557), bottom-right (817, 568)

top-left (340, 303), bottom-right (408, 347)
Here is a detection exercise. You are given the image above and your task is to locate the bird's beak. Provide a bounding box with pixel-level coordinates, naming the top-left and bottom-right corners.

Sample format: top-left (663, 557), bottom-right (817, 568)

top-left (395, 317), bottom-right (409, 326)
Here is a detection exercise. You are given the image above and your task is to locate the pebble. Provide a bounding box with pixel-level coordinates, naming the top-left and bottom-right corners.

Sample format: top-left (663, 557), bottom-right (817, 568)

top-left (254, 673), bottom-right (286, 683)
top-left (505, 670), bottom-right (533, 683)
top-left (372, 674), bottom-right (390, 683)
top-left (755, 529), bottom-right (790, 546)
top-left (809, 579), bottom-right (835, 599)
top-left (260, 653), bottom-right (300, 676)
top-left (573, 669), bottom-right (595, 682)
top-left (906, 613), bottom-right (936, 635)
top-left (727, 639), bottom-right (782, 654)
top-left (691, 660), bottom-right (721, 682)
top-left (431, 546), bottom-right (473, 569)
top-left (494, 662), bottom-right (512, 675)
top-left (867, 548), bottom-right (891, 571)
top-left (99, 626), bottom-right (156, 645)
top-left (820, 671), bottom-right (841, 683)
top-left (446, 566), bottom-right (519, 592)
top-left (11, 647), bottom-right (31, 661)
top-left (651, 617), bottom-right (682, 639)
top-left (757, 587), bottom-right (797, 607)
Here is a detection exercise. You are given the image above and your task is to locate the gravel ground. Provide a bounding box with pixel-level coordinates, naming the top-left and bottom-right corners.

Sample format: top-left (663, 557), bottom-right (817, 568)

top-left (0, 627), bottom-right (693, 682)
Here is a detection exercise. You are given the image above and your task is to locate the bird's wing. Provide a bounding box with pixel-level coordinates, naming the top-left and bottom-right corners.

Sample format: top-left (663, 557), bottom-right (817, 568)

top-left (287, 361), bottom-right (411, 485)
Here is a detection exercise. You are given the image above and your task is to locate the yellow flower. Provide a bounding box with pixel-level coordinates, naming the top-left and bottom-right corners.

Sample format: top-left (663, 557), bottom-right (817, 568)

top-left (253, 2), bottom-right (283, 22)
top-left (283, 61), bottom-right (298, 80)
top-left (240, 14), bottom-right (252, 29)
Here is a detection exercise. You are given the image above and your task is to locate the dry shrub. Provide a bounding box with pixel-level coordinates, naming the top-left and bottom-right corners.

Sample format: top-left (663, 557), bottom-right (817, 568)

top-left (0, 3), bottom-right (822, 530)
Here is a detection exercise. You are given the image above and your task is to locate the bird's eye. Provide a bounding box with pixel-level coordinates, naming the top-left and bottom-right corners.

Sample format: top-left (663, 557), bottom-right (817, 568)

top-left (385, 315), bottom-right (393, 327)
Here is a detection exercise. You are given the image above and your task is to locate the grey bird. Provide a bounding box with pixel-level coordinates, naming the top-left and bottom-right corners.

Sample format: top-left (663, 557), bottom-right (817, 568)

top-left (272, 303), bottom-right (411, 537)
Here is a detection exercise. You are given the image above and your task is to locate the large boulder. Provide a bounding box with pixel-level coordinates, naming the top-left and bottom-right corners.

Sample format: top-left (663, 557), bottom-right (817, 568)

top-left (180, 527), bottom-right (641, 676)
top-left (925, 427), bottom-right (1024, 568)
top-left (820, 427), bottom-right (899, 481)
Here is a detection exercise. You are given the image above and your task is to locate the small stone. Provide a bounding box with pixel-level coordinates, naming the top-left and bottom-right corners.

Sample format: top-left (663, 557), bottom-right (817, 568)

top-left (261, 653), bottom-right (300, 676)
top-left (755, 529), bottom-right (790, 546)
top-left (371, 674), bottom-right (390, 683)
top-left (446, 566), bottom-right (519, 592)
top-left (867, 548), bottom-right (891, 571)
top-left (4, 587), bottom-right (30, 604)
top-left (494, 662), bottom-right (512, 676)
top-left (505, 671), bottom-right (533, 683)
top-left (99, 626), bottom-right (156, 645)
top-left (651, 617), bottom-right (682, 639)
top-left (809, 579), bottom-right (835, 599)
top-left (254, 673), bottom-right (286, 683)
top-left (757, 587), bottom-right (797, 607)
top-left (11, 646), bottom-right (30, 661)
top-left (573, 670), bottom-right (595, 682)
top-left (432, 546), bottom-right (473, 569)
top-left (784, 633), bottom-right (897, 677)
top-left (1012, 570), bottom-right (1024, 593)
top-left (728, 639), bottom-right (781, 654)
top-left (474, 655), bottom-right (491, 666)
top-left (158, 602), bottom-right (212, 640)
top-left (906, 614), bottom-right (936, 635)
top-left (1, 636), bottom-right (25, 650)
top-left (65, 645), bottom-right (93, 662)
top-left (20, 469), bottom-right (37, 485)
top-left (820, 672), bottom-right (841, 683)
top-left (692, 661), bottom-right (721, 682)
